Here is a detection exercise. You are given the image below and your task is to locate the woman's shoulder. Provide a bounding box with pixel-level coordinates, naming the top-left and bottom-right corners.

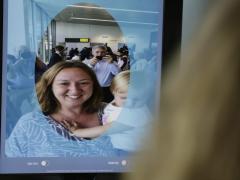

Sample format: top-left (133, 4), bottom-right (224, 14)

top-left (17, 111), bottom-right (47, 124)
top-left (10, 111), bottom-right (48, 135)
top-left (20, 111), bottom-right (45, 118)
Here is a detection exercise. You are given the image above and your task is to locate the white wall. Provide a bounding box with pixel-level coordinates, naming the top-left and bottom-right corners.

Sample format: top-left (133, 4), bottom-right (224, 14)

top-left (56, 22), bottom-right (124, 53)
top-left (56, 22), bottom-right (158, 56)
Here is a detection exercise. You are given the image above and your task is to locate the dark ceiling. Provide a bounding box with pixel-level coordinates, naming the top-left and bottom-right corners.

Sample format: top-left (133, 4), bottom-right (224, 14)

top-left (34, 1), bottom-right (160, 27)
top-left (54, 3), bottom-right (119, 26)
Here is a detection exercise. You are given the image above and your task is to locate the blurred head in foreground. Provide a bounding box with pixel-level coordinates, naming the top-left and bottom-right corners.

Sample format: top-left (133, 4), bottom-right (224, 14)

top-left (127, 0), bottom-right (240, 180)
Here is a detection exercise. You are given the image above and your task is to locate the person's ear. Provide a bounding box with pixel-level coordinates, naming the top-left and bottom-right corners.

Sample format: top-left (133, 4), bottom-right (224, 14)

top-left (112, 90), bottom-right (117, 96)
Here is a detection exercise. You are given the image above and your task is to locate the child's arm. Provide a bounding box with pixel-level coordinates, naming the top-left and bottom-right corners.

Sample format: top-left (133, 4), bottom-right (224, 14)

top-left (72, 123), bottom-right (112, 138)
top-left (61, 120), bottom-right (112, 138)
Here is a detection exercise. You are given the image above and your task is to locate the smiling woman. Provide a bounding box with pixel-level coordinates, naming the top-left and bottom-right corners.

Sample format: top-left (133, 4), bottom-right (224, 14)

top-left (36, 61), bottom-right (102, 115)
top-left (52, 68), bottom-right (94, 110)
top-left (5, 61), bottom-right (120, 157)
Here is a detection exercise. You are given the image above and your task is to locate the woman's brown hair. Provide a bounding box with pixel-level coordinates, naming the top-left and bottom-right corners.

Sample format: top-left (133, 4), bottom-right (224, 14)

top-left (36, 61), bottom-right (102, 115)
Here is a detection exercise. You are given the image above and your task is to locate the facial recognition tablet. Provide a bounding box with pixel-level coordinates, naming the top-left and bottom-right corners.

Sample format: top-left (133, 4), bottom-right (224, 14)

top-left (0, 0), bottom-right (164, 174)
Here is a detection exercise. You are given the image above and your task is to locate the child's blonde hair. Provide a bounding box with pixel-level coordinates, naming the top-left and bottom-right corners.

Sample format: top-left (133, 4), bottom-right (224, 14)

top-left (110, 70), bottom-right (130, 93)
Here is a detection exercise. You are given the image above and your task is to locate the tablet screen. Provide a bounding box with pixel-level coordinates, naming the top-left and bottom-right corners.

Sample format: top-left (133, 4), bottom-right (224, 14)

top-left (0, 0), bottom-right (163, 173)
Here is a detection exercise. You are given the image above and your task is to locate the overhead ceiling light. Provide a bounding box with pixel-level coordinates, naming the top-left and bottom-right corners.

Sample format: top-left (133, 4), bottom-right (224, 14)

top-left (70, 17), bottom-right (159, 26)
top-left (68, 5), bottom-right (159, 14)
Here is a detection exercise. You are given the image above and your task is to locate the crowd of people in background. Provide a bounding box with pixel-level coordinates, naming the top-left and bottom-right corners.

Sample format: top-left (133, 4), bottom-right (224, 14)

top-left (48, 44), bottom-right (130, 69)
top-left (36, 44), bottom-right (131, 103)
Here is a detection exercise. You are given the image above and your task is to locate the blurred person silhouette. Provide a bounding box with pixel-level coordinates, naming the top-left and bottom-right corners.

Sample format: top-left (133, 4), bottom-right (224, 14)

top-left (80, 47), bottom-right (93, 61)
top-left (6, 46), bottom-right (36, 136)
top-left (68, 47), bottom-right (75, 59)
top-left (35, 56), bottom-right (47, 82)
top-left (118, 45), bottom-right (130, 70)
top-left (117, 55), bottom-right (128, 71)
top-left (7, 46), bottom-right (35, 88)
top-left (71, 51), bottom-right (80, 61)
top-left (74, 47), bottom-right (79, 55)
top-left (6, 54), bottom-right (18, 80)
top-left (47, 45), bottom-right (65, 68)
top-left (6, 54), bottom-right (18, 66)
top-left (126, 0), bottom-right (240, 180)
top-left (104, 43), bottom-right (113, 55)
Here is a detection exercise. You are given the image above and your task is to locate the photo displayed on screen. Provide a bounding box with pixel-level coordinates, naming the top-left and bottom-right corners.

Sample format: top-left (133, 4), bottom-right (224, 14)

top-left (1, 0), bottom-right (163, 173)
